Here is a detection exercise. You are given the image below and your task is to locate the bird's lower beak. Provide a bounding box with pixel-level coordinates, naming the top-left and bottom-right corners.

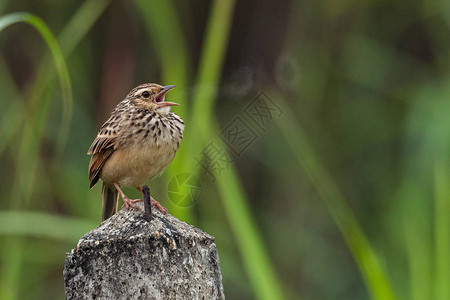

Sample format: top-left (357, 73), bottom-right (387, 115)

top-left (157, 101), bottom-right (179, 107)
top-left (155, 85), bottom-right (179, 107)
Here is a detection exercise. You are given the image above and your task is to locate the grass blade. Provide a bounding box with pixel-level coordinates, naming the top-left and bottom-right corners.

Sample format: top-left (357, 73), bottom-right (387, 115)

top-left (187, 1), bottom-right (286, 298)
top-left (214, 138), bottom-right (286, 300)
top-left (0, 211), bottom-right (97, 243)
top-left (0, 4), bottom-right (110, 297)
top-left (0, 0), bottom-right (111, 159)
top-left (434, 162), bottom-right (449, 300)
top-left (0, 57), bottom-right (23, 156)
top-left (275, 96), bottom-right (396, 300)
top-left (191, 0), bottom-right (236, 132)
top-left (134, 0), bottom-right (192, 220)
top-left (0, 12), bottom-right (73, 157)
top-left (0, 13), bottom-right (74, 299)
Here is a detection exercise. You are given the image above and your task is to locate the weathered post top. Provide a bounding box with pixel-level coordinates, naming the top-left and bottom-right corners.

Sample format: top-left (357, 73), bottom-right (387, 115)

top-left (63, 202), bottom-right (224, 299)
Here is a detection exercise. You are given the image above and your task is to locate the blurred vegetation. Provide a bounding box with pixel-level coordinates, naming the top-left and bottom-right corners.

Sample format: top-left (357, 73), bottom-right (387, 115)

top-left (0, 0), bottom-right (449, 299)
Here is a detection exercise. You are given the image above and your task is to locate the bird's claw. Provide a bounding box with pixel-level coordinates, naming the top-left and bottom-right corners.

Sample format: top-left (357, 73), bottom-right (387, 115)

top-left (151, 197), bottom-right (168, 215)
top-left (121, 197), bottom-right (142, 211)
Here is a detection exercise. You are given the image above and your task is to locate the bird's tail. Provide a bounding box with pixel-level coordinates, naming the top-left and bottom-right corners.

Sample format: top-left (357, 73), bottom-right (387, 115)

top-left (102, 182), bottom-right (119, 221)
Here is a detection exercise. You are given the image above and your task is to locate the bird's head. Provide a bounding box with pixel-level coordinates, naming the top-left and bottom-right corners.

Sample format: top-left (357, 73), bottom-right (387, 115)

top-left (127, 83), bottom-right (179, 113)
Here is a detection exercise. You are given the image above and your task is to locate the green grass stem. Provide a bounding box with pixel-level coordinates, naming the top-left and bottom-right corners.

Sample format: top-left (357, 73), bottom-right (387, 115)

top-left (214, 137), bottom-right (286, 300)
top-left (134, 0), bottom-right (193, 221)
top-left (0, 211), bottom-right (97, 243)
top-left (275, 96), bottom-right (397, 300)
top-left (0, 12), bottom-right (73, 157)
top-left (434, 162), bottom-right (450, 300)
top-left (0, 4), bottom-right (109, 298)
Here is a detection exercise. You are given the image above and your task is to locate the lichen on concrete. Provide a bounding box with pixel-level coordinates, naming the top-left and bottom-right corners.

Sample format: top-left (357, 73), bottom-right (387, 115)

top-left (64, 202), bottom-right (224, 299)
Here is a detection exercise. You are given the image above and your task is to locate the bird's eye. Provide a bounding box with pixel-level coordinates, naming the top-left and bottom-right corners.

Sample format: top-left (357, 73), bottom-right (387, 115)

top-left (142, 91), bottom-right (150, 98)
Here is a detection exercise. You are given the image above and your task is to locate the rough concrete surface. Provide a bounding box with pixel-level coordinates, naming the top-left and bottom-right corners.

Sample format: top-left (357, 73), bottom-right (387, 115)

top-left (64, 202), bottom-right (224, 299)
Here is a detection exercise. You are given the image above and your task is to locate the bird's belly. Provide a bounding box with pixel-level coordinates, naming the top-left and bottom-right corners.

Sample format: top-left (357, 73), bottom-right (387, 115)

top-left (100, 140), bottom-right (178, 187)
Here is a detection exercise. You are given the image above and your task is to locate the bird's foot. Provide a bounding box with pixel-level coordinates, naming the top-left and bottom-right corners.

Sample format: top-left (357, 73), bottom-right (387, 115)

top-left (121, 197), bottom-right (142, 211)
top-left (151, 197), bottom-right (168, 215)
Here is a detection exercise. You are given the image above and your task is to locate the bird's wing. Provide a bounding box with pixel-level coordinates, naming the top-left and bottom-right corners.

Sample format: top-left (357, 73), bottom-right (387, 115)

top-left (88, 148), bottom-right (114, 188)
top-left (87, 123), bottom-right (120, 189)
top-left (87, 135), bottom-right (117, 155)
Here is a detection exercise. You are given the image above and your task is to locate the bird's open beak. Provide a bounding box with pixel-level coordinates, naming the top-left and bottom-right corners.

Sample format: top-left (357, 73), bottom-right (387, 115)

top-left (155, 85), bottom-right (179, 107)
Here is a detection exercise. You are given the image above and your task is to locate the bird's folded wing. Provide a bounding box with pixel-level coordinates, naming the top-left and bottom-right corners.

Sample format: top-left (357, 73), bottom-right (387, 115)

top-left (87, 136), bottom-right (117, 155)
top-left (88, 135), bottom-right (117, 188)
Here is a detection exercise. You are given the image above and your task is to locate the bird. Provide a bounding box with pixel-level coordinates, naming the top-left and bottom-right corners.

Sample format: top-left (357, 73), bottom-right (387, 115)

top-left (87, 83), bottom-right (184, 221)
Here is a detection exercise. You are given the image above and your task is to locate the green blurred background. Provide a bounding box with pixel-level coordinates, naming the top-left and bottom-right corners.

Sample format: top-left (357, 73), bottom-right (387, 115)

top-left (1, 0), bottom-right (450, 299)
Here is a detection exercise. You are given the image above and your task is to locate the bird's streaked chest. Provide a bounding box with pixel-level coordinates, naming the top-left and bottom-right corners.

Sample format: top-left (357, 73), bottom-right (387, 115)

top-left (130, 111), bottom-right (184, 148)
top-left (100, 111), bottom-right (184, 187)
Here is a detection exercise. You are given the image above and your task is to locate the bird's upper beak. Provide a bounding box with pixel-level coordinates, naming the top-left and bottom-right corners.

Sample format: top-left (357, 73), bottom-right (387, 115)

top-left (155, 85), bottom-right (179, 107)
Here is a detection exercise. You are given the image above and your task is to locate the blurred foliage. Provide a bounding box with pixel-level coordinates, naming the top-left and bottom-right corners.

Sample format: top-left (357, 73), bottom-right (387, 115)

top-left (0, 0), bottom-right (450, 299)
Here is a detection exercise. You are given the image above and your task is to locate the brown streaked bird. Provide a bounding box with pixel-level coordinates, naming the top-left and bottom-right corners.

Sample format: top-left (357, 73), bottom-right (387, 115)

top-left (87, 83), bottom-right (184, 221)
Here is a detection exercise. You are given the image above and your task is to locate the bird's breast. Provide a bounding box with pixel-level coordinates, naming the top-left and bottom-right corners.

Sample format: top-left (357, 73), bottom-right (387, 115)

top-left (100, 112), bottom-right (184, 187)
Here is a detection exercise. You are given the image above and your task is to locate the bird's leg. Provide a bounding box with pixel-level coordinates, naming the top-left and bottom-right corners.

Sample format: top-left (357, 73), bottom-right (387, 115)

top-left (113, 183), bottom-right (142, 211)
top-left (136, 186), bottom-right (169, 215)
